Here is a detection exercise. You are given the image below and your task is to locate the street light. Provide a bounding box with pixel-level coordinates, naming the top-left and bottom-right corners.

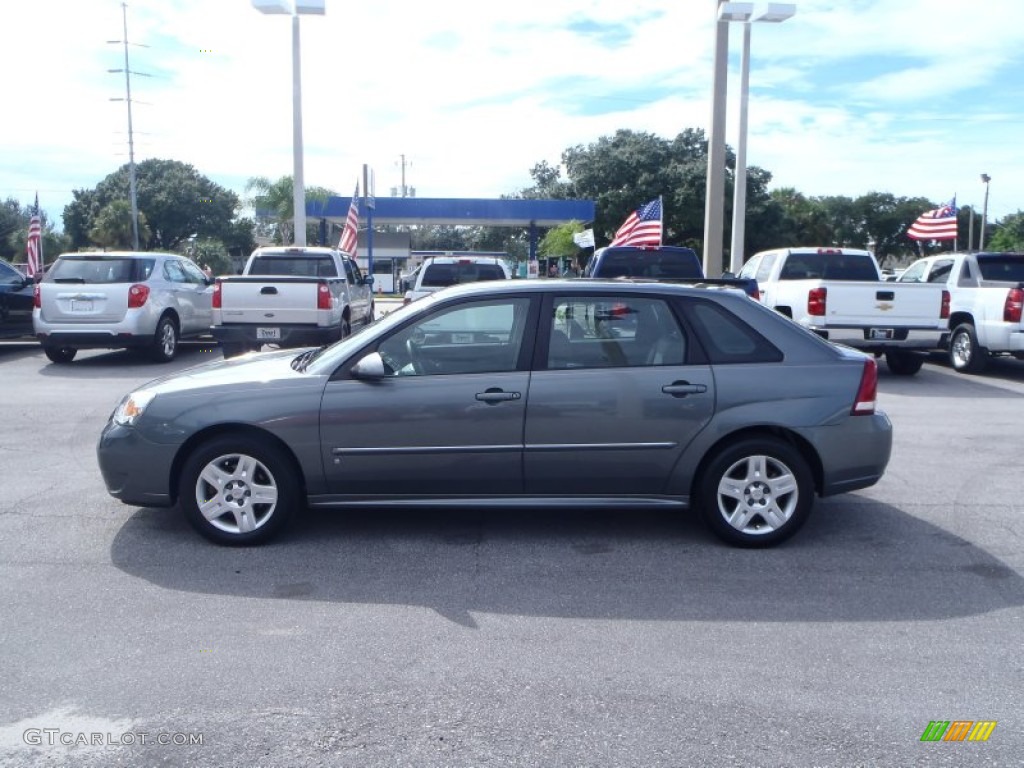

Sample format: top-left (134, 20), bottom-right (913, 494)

top-left (252, 0), bottom-right (325, 247)
top-left (702, 3), bottom-right (750, 277)
top-left (728, 3), bottom-right (796, 275)
top-left (979, 173), bottom-right (991, 251)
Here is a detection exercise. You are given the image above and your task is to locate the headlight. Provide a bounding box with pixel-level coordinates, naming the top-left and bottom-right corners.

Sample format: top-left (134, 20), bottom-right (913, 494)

top-left (112, 390), bottom-right (156, 426)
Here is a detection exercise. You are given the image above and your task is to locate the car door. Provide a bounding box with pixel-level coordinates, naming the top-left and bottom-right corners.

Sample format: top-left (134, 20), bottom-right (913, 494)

top-left (524, 293), bottom-right (715, 495)
top-left (177, 258), bottom-right (214, 333)
top-left (342, 258), bottom-right (371, 323)
top-left (0, 261), bottom-right (35, 338)
top-left (319, 294), bottom-right (537, 496)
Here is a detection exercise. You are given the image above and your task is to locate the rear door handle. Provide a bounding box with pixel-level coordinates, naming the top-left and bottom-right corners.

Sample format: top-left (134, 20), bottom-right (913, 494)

top-left (260, 286), bottom-right (278, 295)
top-left (475, 388), bottom-right (522, 404)
top-left (662, 381), bottom-right (708, 398)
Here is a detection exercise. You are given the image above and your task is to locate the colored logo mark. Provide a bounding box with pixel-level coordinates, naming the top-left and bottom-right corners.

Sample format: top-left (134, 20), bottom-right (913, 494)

top-left (920, 720), bottom-right (996, 742)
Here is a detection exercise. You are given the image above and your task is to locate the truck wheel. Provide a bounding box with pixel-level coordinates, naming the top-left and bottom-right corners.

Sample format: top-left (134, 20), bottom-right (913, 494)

top-left (698, 437), bottom-right (814, 548)
top-left (339, 316), bottom-right (352, 340)
top-left (43, 345), bottom-right (77, 364)
top-left (221, 342), bottom-right (246, 359)
top-left (884, 351), bottom-right (924, 376)
top-left (949, 322), bottom-right (988, 374)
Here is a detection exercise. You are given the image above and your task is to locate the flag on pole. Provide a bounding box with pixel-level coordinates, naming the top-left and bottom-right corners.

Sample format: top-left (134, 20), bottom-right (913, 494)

top-left (26, 193), bottom-right (42, 278)
top-left (609, 198), bottom-right (662, 247)
top-left (572, 229), bottom-right (595, 248)
top-left (338, 183), bottom-right (360, 256)
top-left (907, 197), bottom-right (957, 241)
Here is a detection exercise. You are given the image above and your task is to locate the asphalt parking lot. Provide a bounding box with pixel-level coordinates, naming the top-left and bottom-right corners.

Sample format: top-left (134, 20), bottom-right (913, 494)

top-left (1, 340), bottom-right (1022, 767)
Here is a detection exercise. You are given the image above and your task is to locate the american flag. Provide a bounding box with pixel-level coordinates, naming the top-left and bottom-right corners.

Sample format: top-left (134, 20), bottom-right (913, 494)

top-left (338, 184), bottom-right (359, 256)
top-left (609, 198), bottom-right (662, 247)
top-left (26, 193), bottom-right (42, 278)
top-left (907, 198), bottom-right (957, 241)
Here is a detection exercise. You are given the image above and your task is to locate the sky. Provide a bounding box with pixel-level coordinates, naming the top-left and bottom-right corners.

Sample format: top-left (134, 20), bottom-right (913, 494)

top-left (2, 0), bottom-right (1022, 231)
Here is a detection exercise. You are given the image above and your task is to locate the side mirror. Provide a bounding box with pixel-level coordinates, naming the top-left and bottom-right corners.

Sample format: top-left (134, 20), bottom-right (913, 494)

top-left (363, 276), bottom-right (375, 286)
top-left (350, 351), bottom-right (386, 380)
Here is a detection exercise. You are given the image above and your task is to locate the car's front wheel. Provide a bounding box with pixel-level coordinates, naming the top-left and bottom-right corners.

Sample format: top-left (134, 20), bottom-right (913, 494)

top-left (179, 435), bottom-right (299, 546)
top-left (43, 345), bottom-right (77, 364)
top-left (151, 316), bottom-right (179, 362)
top-left (698, 437), bottom-right (814, 547)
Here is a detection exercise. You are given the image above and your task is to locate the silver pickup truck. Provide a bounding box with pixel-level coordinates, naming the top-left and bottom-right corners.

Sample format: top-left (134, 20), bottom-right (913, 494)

top-left (212, 246), bottom-right (374, 358)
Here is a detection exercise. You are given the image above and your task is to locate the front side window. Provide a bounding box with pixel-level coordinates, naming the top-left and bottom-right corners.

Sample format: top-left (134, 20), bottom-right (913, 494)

top-left (897, 260), bottom-right (928, 283)
top-left (547, 296), bottom-right (686, 369)
top-left (377, 297), bottom-right (530, 376)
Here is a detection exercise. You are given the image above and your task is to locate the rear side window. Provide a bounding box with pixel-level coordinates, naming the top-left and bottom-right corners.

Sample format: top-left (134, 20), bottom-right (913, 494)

top-left (976, 255), bottom-right (1024, 282)
top-left (684, 299), bottom-right (783, 364)
top-left (48, 257), bottom-right (154, 284)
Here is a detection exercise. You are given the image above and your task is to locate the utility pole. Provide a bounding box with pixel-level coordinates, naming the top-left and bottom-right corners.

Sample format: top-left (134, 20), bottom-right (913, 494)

top-left (396, 154), bottom-right (413, 197)
top-left (108, 2), bottom-right (148, 250)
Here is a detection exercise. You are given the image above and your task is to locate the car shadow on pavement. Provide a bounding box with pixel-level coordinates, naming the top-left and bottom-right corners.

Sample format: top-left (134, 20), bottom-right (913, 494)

top-left (35, 342), bottom-right (224, 380)
top-left (109, 498), bottom-right (1024, 628)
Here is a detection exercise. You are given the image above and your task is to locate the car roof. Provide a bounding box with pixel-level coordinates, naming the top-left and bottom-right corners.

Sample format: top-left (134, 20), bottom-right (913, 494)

top-left (56, 251), bottom-right (177, 259)
top-left (430, 278), bottom-right (746, 301)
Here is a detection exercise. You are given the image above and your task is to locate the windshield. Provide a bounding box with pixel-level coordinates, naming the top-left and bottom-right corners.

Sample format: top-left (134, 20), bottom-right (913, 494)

top-left (421, 262), bottom-right (507, 287)
top-left (46, 256), bottom-right (154, 283)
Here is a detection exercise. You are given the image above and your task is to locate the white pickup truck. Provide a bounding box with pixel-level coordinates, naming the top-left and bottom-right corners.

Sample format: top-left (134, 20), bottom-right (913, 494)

top-left (896, 251), bottom-right (1024, 373)
top-left (739, 247), bottom-right (950, 375)
top-left (212, 246), bottom-right (374, 358)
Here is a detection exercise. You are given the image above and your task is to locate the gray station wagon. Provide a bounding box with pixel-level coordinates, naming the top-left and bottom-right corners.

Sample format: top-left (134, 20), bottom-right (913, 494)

top-left (34, 251), bottom-right (214, 363)
top-left (97, 279), bottom-right (892, 548)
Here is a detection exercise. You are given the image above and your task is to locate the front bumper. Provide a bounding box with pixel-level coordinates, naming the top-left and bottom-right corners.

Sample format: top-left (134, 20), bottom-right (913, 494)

top-left (97, 420), bottom-right (179, 507)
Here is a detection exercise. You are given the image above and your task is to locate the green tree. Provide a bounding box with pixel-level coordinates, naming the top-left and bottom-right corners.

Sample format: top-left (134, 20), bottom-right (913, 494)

top-left (2, 198), bottom-right (70, 265)
top-left (986, 211), bottom-right (1024, 251)
top-left (89, 200), bottom-right (152, 249)
top-left (245, 175), bottom-right (335, 245)
top-left (64, 159), bottom-right (241, 251)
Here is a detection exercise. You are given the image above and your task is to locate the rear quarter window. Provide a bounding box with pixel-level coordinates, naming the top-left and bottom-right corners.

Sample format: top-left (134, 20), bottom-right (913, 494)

top-left (683, 299), bottom-right (783, 364)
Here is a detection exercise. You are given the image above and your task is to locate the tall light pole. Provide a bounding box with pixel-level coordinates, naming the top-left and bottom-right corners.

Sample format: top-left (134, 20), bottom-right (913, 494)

top-left (728, 3), bottom-right (796, 274)
top-left (252, 0), bottom-right (325, 247)
top-left (979, 173), bottom-right (991, 251)
top-left (703, 2), bottom-right (748, 277)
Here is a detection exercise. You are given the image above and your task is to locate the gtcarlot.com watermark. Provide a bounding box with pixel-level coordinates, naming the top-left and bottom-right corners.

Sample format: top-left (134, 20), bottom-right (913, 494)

top-left (23, 728), bottom-right (203, 747)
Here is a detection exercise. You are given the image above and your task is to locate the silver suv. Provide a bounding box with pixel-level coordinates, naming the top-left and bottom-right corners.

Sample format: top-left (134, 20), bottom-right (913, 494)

top-left (33, 251), bottom-right (214, 363)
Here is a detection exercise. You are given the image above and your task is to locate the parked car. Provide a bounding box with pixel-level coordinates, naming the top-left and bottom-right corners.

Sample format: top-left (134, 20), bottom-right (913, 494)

top-left (739, 247), bottom-right (950, 375)
top-left (0, 257), bottom-right (35, 339)
top-left (896, 251), bottom-right (1024, 372)
top-left (33, 251), bottom-right (214, 363)
top-left (98, 279), bottom-right (892, 548)
top-left (582, 245), bottom-right (760, 298)
top-left (212, 246), bottom-right (375, 358)
top-left (403, 255), bottom-right (511, 303)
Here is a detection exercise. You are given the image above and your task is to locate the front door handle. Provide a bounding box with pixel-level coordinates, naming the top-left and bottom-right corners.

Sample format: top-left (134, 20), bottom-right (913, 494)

top-left (475, 388), bottom-right (522, 404)
top-left (662, 381), bottom-right (708, 398)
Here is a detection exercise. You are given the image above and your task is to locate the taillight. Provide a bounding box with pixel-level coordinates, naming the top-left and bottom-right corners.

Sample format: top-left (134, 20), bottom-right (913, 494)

top-left (1003, 287), bottom-right (1023, 323)
top-left (940, 289), bottom-right (950, 319)
top-left (808, 287), bottom-right (827, 316)
top-left (127, 283), bottom-right (150, 309)
top-left (212, 280), bottom-right (222, 309)
top-left (852, 358), bottom-right (878, 415)
top-left (33, 284), bottom-right (40, 309)
top-left (317, 281), bottom-right (331, 310)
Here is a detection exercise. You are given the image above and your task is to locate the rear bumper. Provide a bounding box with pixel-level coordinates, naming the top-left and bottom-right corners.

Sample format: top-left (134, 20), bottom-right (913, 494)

top-left (36, 330), bottom-right (154, 349)
top-left (211, 323), bottom-right (338, 348)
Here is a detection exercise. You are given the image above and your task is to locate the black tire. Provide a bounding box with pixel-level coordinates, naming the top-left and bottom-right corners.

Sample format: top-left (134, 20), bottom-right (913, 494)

top-left (698, 437), bottom-right (814, 548)
top-left (949, 322), bottom-right (988, 374)
top-left (884, 350), bottom-right (925, 376)
top-left (220, 342), bottom-right (246, 359)
top-left (151, 315), bottom-right (179, 362)
top-left (43, 345), bottom-right (77, 364)
top-left (339, 315), bottom-right (352, 340)
top-left (178, 435), bottom-right (299, 546)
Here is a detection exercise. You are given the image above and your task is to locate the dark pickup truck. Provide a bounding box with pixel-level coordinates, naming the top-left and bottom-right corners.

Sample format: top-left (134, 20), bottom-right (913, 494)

top-left (0, 258), bottom-right (35, 339)
top-left (582, 245), bottom-right (759, 298)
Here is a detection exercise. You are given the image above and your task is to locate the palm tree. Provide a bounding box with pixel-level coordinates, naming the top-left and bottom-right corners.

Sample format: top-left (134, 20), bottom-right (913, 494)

top-left (245, 175), bottom-right (337, 246)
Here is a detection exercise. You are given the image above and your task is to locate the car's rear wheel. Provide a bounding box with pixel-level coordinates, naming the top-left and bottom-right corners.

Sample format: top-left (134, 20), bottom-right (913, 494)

top-left (179, 435), bottom-right (298, 546)
top-left (151, 316), bottom-right (179, 362)
top-left (949, 322), bottom-right (987, 373)
top-left (43, 345), bottom-right (77, 364)
top-left (884, 350), bottom-right (925, 376)
top-left (698, 437), bottom-right (814, 547)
